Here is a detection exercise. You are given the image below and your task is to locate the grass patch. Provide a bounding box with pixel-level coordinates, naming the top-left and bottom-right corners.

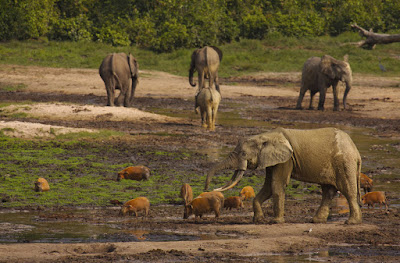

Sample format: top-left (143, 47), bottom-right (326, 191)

top-left (1, 33), bottom-right (400, 77)
top-left (0, 83), bottom-right (27, 92)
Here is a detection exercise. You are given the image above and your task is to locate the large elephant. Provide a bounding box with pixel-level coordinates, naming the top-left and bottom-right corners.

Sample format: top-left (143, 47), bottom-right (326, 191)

top-left (99, 53), bottom-right (139, 107)
top-left (196, 87), bottom-right (221, 131)
top-left (296, 55), bottom-right (352, 111)
top-left (205, 128), bottom-right (362, 224)
top-left (189, 46), bottom-right (222, 113)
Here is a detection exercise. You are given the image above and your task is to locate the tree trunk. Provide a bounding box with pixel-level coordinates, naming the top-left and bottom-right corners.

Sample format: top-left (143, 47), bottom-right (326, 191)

top-left (349, 23), bottom-right (400, 49)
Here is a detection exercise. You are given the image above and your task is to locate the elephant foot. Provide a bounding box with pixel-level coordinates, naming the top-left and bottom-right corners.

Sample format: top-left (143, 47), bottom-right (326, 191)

top-left (333, 107), bottom-right (339, 111)
top-left (271, 217), bottom-right (285, 224)
top-left (318, 107), bottom-right (325, 111)
top-left (312, 216), bottom-right (328, 224)
top-left (345, 217), bottom-right (362, 225)
top-left (253, 214), bottom-right (264, 223)
top-left (307, 107), bottom-right (314, 110)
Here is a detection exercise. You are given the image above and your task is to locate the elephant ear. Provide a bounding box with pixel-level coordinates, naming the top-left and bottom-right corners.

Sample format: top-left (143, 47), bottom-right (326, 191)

top-left (258, 132), bottom-right (293, 168)
top-left (320, 55), bottom-right (336, 80)
top-left (128, 53), bottom-right (138, 78)
top-left (210, 46), bottom-right (223, 62)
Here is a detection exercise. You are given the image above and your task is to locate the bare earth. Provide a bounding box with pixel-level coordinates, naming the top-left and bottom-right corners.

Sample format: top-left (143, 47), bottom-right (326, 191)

top-left (0, 65), bottom-right (399, 262)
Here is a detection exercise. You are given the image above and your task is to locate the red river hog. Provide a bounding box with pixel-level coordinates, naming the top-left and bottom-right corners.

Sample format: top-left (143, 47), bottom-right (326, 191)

top-left (180, 183), bottom-right (193, 205)
top-left (224, 196), bottom-right (244, 210)
top-left (362, 191), bottom-right (388, 210)
top-left (198, 191), bottom-right (224, 208)
top-left (360, 173), bottom-right (373, 194)
top-left (239, 186), bottom-right (255, 201)
top-left (119, 197), bottom-right (150, 217)
top-left (34, 178), bottom-right (50, 192)
top-left (117, 166), bottom-right (151, 181)
top-left (184, 195), bottom-right (221, 219)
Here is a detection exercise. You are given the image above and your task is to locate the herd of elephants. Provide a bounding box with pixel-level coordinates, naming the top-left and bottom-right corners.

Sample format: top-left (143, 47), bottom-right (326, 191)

top-left (96, 46), bottom-right (387, 224)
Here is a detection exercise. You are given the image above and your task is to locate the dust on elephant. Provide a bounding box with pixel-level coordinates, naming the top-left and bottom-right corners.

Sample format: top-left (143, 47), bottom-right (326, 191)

top-left (99, 53), bottom-right (139, 107)
top-left (296, 55), bottom-right (352, 111)
top-left (196, 87), bottom-right (221, 131)
top-left (205, 127), bottom-right (362, 224)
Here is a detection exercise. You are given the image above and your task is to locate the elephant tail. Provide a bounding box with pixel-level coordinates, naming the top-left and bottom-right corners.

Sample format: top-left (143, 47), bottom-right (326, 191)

top-left (111, 53), bottom-right (122, 90)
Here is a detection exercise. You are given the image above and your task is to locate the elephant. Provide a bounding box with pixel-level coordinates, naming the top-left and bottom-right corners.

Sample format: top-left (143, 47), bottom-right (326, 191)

top-left (296, 55), bottom-right (352, 111)
top-left (189, 46), bottom-right (222, 112)
top-left (196, 87), bottom-right (221, 131)
top-left (205, 127), bottom-right (362, 224)
top-left (99, 53), bottom-right (139, 107)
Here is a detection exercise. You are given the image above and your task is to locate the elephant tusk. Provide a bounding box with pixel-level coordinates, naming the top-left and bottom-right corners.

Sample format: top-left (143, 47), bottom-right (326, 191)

top-left (213, 170), bottom-right (244, 192)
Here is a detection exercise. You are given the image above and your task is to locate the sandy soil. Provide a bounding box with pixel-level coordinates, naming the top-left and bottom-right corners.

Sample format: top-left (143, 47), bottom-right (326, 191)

top-left (0, 64), bottom-right (399, 262)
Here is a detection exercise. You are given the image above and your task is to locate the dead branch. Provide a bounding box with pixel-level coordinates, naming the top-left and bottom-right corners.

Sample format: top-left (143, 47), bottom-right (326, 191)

top-left (346, 23), bottom-right (400, 49)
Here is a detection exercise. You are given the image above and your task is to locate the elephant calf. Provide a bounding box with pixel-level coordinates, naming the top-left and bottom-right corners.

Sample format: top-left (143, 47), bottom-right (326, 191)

top-left (296, 55), bottom-right (352, 111)
top-left (196, 87), bottom-right (221, 131)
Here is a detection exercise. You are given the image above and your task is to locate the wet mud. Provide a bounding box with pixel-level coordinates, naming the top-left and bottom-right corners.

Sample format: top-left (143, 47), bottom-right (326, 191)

top-left (0, 69), bottom-right (400, 262)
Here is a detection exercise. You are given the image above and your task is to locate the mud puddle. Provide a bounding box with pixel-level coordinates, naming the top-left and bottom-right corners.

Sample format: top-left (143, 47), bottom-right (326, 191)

top-left (0, 208), bottom-right (201, 244)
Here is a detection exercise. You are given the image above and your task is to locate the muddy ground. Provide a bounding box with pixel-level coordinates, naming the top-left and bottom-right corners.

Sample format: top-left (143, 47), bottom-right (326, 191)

top-left (0, 65), bottom-right (399, 262)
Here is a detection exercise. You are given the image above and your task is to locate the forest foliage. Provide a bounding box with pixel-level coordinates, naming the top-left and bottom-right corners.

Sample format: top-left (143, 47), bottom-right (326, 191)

top-left (1, 0), bottom-right (400, 52)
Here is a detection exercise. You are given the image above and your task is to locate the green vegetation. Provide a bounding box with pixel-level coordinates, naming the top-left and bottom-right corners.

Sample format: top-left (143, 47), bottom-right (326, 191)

top-left (2, 0), bottom-right (400, 52)
top-left (1, 34), bottom-right (400, 77)
top-left (0, 131), bottom-right (328, 208)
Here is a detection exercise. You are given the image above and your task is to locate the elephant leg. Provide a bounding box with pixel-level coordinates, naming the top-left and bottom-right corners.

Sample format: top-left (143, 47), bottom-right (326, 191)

top-left (105, 82), bottom-right (115, 106)
top-left (337, 174), bottom-right (362, 224)
top-left (296, 88), bottom-right (306, 109)
top-left (309, 91), bottom-right (317, 110)
top-left (253, 167), bottom-right (273, 222)
top-left (318, 87), bottom-right (327, 111)
top-left (206, 106), bottom-right (213, 130)
top-left (270, 163), bottom-right (292, 224)
top-left (312, 185), bottom-right (337, 223)
top-left (332, 81), bottom-right (340, 111)
top-left (201, 109), bottom-right (207, 128)
top-left (198, 71), bottom-right (205, 90)
top-left (115, 91), bottom-right (124, 106)
top-left (215, 74), bottom-right (220, 94)
top-left (123, 84), bottom-right (132, 107)
top-left (194, 93), bottom-right (200, 114)
top-left (211, 104), bottom-right (219, 131)
top-left (129, 77), bottom-right (138, 106)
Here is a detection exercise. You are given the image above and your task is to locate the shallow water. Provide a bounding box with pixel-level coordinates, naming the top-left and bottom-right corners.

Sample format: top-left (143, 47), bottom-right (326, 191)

top-left (0, 209), bottom-right (200, 243)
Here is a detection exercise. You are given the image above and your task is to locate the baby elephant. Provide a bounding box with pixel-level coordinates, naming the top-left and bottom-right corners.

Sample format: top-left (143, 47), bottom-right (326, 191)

top-left (239, 186), bottom-right (255, 201)
top-left (196, 87), bottom-right (221, 131)
top-left (184, 195), bottom-right (222, 220)
top-left (362, 191), bottom-right (388, 210)
top-left (360, 173), bottom-right (373, 194)
top-left (34, 178), bottom-right (50, 192)
top-left (224, 196), bottom-right (244, 210)
top-left (119, 197), bottom-right (150, 217)
top-left (117, 166), bottom-right (151, 181)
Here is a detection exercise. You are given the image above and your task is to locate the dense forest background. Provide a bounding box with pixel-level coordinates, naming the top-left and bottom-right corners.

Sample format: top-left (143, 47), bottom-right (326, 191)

top-left (1, 0), bottom-right (400, 52)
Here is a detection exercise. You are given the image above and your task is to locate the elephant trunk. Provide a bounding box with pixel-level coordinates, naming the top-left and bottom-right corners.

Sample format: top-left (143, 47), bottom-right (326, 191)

top-left (205, 154), bottom-right (237, 191)
top-left (343, 81), bottom-right (351, 109)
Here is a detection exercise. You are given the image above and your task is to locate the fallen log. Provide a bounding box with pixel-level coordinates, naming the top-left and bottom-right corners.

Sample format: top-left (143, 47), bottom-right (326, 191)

top-left (348, 23), bottom-right (400, 49)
